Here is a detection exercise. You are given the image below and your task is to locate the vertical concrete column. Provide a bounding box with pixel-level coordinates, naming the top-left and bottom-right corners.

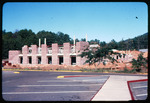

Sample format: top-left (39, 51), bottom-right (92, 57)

top-left (31, 45), bottom-right (38, 64)
top-left (22, 45), bottom-right (29, 64)
top-left (76, 41), bottom-right (89, 65)
top-left (9, 50), bottom-right (21, 64)
top-left (52, 43), bottom-right (59, 65)
top-left (63, 43), bottom-right (71, 65)
top-left (76, 42), bottom-right (81, 65)
top-left (41, 44), bottom-right (48, 64)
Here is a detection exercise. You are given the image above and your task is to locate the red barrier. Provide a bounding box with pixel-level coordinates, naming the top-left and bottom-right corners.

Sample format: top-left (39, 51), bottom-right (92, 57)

top-left (127, 79), bottom-right (148, 100)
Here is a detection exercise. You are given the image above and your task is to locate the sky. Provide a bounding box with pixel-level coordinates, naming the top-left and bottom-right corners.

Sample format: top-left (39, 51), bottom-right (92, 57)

top-left (2, 2), bottom-right (148, 43)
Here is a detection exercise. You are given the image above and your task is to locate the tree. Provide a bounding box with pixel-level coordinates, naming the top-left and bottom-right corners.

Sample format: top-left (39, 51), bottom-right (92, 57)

top-left (2, 32), bottom-right (14, 59)
top-left (57, 32), bottom-right (71, 45)
top-left (81, 38), bottom-right (86, 42)
top-left (79, 45), bottom-right (121, 70)
top-left (2, 29), bottom-right (37, 59)
top-left (100, 41), bottom-right (106, 47)
top-left (16, 29), bottom-right (37, 46)
top-left (107, 39), bottom-right (118, 49)
top-left (131, 53), bottom-right (147, 72)
top-left (89, 39), bottom-right (100, 45)
top-left (37, 30), bottom-right (58, 45)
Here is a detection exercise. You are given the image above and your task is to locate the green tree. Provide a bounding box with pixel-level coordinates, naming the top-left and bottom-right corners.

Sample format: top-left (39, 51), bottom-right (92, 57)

top-left (100, 41), bottom-right (106, 47)
top-left (131, 53), bottom-right (147, 72)
top-left (79, 45), bottom-right (121, 70)
top-left (89, 39), bottom-right (100, 45)
top-left (57, 32), bottom-right (71, 45)
top-left (16, 29), bottom-right (37, 46)
top-left (2, 29), bottom-right (37, 59)
top-left (36, 30), bottom-right (57, 45)
top-left (2, 32), bottom-right (14, 59)
top-left (106, 39), bottom-right (118, 50)
top-left (81, 38), bottom-right (86, 42)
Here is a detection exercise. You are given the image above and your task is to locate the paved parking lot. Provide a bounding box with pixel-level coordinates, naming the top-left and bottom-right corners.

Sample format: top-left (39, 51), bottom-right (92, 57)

top-left (2, 71), bottom-right (147, 101)
top-left (128, 79), bottom-right (148, 100)
top-left (2, 71), bottom-right (109, 101)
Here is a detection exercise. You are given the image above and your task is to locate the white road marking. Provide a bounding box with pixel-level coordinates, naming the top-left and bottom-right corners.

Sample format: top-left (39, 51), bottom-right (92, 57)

top-left (37, 80), bottom-right (81, 82)
top-left (82, 79), bottom-right (106, 81)
top-left (37, 79), bottom-right (106, 82)
top-left (133, 86), bottom-right (147, 89)
top-left (3, 81), bottom-right (10, 83)
top-left (3, 91), bottom-right (97, 94)
top-left (73, 79), bottom-right (106, 81)
top-left (136, 94), bottom-right (147, 97)
top-left (17, 84), bottom-right (101, 87)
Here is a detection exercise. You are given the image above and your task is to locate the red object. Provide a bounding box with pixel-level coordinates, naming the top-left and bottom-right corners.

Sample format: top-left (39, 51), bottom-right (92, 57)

top-left (4, 61), bottom-right (8, 63)
top-left (63, 75), bottom-right (101, 78)
top-left (2, 63), bottom-right (6, 66)
top-left (8, 63), bottom-right (12, 66)
top-left (127, 79), bottom-right (148, 100)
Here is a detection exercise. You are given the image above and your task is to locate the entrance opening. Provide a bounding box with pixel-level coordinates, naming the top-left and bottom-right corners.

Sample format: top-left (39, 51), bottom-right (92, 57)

top-left (38, 57), bottom-right (41, 64)
top-left (48, 57), bottom-right (52, 64)
top-left (116, 56), bottom-right (119, 59)
top-left (59, 57), bottom-right (63, 65)
top-left (20, 57), bottom-right (23, 64)
top-left (71, 57), bottom-right (76, 65)
top-left (29, 57), bottom-right (32, 64)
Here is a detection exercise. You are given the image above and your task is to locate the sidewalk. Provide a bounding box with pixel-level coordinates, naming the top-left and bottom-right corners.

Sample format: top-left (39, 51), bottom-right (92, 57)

top-left (92, 75), bottom-right (147, 101)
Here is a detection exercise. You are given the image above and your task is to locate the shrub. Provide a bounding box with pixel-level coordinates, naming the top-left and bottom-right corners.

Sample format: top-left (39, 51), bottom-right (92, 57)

top-left (129, 69), bottom-right (136, 73)
top-left (123, 67), bottom-right (129, 73)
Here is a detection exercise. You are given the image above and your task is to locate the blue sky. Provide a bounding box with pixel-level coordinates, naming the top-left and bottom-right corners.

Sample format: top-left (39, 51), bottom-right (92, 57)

top-left (3, 2), bottom-right (148, 43)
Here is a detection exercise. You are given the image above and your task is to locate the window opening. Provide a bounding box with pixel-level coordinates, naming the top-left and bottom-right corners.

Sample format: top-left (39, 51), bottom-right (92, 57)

top-left (48, 57), bottom-right (52, 64)
top-left (38, 57), bottom-right (41, 64)
top-left (71, 57), bottom-right (76, 65)
top-left (20, 57), bottom-right (23, 64)
top-left (59, 57), bottom-right (63, 65)
top-left (29, 57), bottom-right (32, 64)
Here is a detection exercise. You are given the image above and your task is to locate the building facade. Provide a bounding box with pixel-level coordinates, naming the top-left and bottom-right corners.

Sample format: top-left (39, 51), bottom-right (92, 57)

top-left (9, 41), bottom-right (89, 66)
top-left (8, 38), bottom-right (147, 67)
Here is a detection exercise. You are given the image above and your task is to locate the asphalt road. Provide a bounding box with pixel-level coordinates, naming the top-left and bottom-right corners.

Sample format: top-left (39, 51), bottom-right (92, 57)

top-left (2, 71), bottom-right (110, 101)
top-left (2, 71), bottom-right (147, 101)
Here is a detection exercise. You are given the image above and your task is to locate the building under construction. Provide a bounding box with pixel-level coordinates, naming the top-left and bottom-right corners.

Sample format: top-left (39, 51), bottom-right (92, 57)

top-left (8, 37), bottom-right (146, 67)
top-left (9, 37), bottom-right (92, 66)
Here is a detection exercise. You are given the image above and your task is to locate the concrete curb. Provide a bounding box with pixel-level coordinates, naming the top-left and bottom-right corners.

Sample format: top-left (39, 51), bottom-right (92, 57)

top-left (2, 69), bottom-right (82, 73)
top-left (57, 76), bottom-right (64, 78)
top-left (2, 69), bottom-right (148, 75)
top-left (13, 72), bottom-right (20, 74)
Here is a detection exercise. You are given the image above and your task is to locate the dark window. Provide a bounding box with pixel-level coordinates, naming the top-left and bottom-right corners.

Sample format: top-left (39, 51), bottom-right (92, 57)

top-left (38, 57), bottom-right (41, 64)
top-left (48, 57), bottom-right (52, 64)
top-left (116, 56), bottom-right (118, 59)
top-left (71, 57), bottom-right (76, 65)
top-left (29, 57), bottom-right (32, 64)
top-left (123, 54), bottom-right (126, 58)
top-left (59, 57), bottom-right (63, 65)
top-left (20, 57), bottom-right (23, 64)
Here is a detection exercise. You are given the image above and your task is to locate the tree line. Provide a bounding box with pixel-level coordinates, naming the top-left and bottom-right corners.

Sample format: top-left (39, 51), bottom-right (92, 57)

top-left (2, 29), bottom-right (148, 59)
top-left (88, 32), bottom-right (148, 50)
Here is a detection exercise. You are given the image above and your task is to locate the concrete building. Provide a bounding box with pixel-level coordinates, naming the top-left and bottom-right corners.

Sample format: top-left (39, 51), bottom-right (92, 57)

top-left (9, 38), bottom-right (89, 66)
top-left (8, 37), bottom-right (147, 69)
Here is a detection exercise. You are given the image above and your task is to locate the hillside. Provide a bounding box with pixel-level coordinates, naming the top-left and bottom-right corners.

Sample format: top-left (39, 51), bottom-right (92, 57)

top-left (117, 32), bottom-right (148, 50)
top-left (2, 29), bottom-right (148, 59)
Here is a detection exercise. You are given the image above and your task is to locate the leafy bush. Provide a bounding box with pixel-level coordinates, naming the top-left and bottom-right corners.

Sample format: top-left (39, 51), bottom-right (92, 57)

top-left (129, 69), bottom-right (136, 73)
top-left (123, 67), bottom-right (129, 73)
